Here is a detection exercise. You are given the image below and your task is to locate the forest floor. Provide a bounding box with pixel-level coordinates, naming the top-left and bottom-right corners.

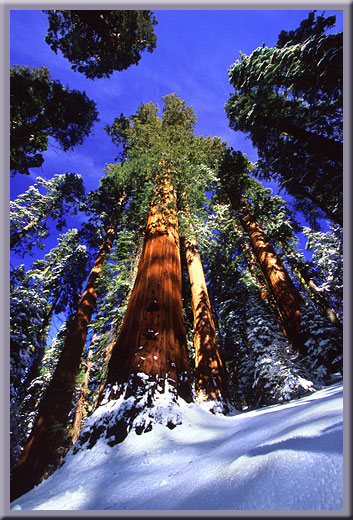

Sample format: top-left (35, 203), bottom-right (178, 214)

top-left (10, 379), bottom-right (344, 512)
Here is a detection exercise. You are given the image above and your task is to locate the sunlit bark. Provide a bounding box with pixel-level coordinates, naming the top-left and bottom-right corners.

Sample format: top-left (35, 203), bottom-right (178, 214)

top-left (70, 337), bottom-right (95, 446)
top-left (223, 184), bottom-right (304, 354)
top-left (184, 219), bottom-right (229, 410)
top-left (239, 205), bottom-right (304, 353)
top-left (10, 194), bottom-right (125, 501)
top-left (101, 169), bottom-right (193, 407)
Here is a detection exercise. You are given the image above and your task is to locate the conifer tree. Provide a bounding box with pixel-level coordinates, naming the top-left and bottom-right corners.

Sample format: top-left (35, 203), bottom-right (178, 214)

top-left (183, 213), bottom-right (230, 413)
top-left (10, 173), bottom-right (85, 253)
top-left (11, 172), bottom-right (128, 500)
top-left (225, 11), bottom-right (342, 227)
top-left (11, 65), bottom-right (98, 175)
top-left (218, 149), bottom-right (306, 355)
top-left (43, 10), bottom-right (158, 79)
top-left (68, 95), bottom-right (225, 455)
top-left (10, 229), bottom-right (88, 469)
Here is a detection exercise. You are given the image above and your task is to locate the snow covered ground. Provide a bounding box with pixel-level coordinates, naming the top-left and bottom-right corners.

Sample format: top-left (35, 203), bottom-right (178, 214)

top-left (10, 380), bottom-right (344, 512)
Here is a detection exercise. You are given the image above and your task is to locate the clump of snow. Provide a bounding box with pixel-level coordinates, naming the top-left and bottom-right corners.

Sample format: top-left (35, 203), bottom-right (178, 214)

top-left (10, 380), bottom-right (343, 512)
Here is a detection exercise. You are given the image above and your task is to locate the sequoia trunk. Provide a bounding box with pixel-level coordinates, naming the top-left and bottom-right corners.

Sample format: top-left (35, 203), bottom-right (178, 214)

top-left (282, 242), bottom-right (342, 329)
top-left (99, 169), bottom-right (193, 411)
top-left (222, 184), bottom-right (304, 354)
top-left (10, 194), bottom-right (125, 501)
top-left (184, 219), bottom-right (229, 410)
top-left (238, 205), bottom-right (304, 353)
top-left (70, 340), bottom-right (94, 446)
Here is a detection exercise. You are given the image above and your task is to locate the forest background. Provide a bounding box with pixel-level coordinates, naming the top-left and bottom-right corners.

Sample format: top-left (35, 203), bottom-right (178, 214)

top-left (5, 4), bottom-right (347, 506)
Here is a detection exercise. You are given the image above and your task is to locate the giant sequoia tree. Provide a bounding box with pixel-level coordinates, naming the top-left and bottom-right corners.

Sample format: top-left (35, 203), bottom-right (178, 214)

top-left (225, 11), bottom-right (342, 227)
top-left (60, 95), bottom-right (230, 455)
top-left (10, 10), bottom-right (344, 501)
top-left (10, 171), bottom-right (129, 500)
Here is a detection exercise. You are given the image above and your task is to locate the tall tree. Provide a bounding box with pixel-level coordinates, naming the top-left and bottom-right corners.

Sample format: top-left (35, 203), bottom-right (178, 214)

top-left (67, 95), bottom-right (223, 455)
top-left (43, 10), bottom-right (158, 79)
top-left (202, 205), bottom-right (313, 409)
top-left (10, 65), bottom-right (98, 175)
top-left (10, 175), bottom-right (128, 501)
top-left (10, 173), bottom-right (85, 253)
top-left (225, 11), bottom-right (342, 227)
top-left (218, 149), bottom-right (306, 355)
top-left (183, 213), bottom-right (230, 413)
top-left (10, 229), bottom-right (89, 469)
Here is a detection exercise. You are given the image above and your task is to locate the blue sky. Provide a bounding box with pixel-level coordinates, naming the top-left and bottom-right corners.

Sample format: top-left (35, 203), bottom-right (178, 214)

top-left (10, 8), bottom-right (343, 258)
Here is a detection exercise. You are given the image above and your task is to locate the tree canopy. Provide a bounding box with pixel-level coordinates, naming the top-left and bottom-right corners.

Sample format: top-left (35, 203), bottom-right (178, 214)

top-left (10, 65), bottom-right (99, 175)
top-left (43, 10), bottom-right (158, 79)
top-left (225, 10), bottom-right (343, 228)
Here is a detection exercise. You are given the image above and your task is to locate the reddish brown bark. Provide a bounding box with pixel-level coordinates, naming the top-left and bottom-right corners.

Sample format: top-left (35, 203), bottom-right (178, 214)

top-left (238, 205), bottom-right (304, 354)
top-left (281, 242), bottom-right (342, 330)
top-left (184, 220), bottom-right (229, 408)
top-left (236, 226), bottom-right (287, 335)
top-left (223, 185), bottom-right (304, 353)
top-left (101, 170), bottom-right (192, 406)
top-left (10, 195), bottom-right (125, 501)
top-left (70, 338), bottom-right (94, 446)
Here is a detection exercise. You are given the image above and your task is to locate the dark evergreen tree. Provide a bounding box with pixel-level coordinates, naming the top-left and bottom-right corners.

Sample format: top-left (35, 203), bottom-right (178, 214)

top-left (10, 229), bottom-right (88, 469)
top-left (10, 65), bottom-right (98, 175)
top-left (225, 11), bottom-right (342, 227)
top-left (10, 170), bottom-right (129, 500)
top-left (10, 173), bottom-right (85, 253)
top-left (43, 10), bottom-right (158, 79)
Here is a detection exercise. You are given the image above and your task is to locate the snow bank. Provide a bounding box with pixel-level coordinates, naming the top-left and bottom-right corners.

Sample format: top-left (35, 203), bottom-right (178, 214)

top-left (10, 381), bottom-right (343, 511)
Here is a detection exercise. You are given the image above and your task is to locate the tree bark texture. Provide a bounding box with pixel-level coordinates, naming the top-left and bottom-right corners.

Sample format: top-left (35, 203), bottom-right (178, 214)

top-left (184, 220), bottom-right (229, 408)
top-left (101, 170), bottom-right (193, 406)
top-left (10, 195), bottom-right (125, 501)
top-left (223, 186), bottom-right (305, 354)
top-left (239, 206), bottom-right (304, 353)
top-left (70, 340), bottom-right (94, 446)
top-left (237, 226), bottom-right (287, 335)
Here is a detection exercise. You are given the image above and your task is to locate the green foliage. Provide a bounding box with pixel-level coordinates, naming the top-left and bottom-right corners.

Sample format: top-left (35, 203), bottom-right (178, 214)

top-left (10, 65), bottom-right (99, 175)
top-left (10, 173), bottom-right (85, 255)
top-left (303, 224), bottom-right (343, 320)
top-left (43, 10), bottom-right (158, 79)
top-left (225, 11), bottom-right (342, 227)
top-left (10, 231), bottom-right (88, 467)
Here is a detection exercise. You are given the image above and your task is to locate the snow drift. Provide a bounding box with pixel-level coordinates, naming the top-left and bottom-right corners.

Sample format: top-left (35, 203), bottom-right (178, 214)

top-left (10, 380), bottom-right (343, 511)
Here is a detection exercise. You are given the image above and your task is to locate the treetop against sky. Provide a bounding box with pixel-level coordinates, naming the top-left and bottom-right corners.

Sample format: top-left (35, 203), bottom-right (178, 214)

top-left (9, 8), bottom-right (343, 260)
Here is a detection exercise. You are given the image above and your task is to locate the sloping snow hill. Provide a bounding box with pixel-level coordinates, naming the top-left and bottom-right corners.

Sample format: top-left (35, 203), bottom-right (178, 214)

top-left (11, 381), bottom-right (343, 511)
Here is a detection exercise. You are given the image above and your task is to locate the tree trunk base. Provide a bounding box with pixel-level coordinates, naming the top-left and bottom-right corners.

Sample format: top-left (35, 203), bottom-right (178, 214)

top-left (71, 374), bottom-right (187, 454)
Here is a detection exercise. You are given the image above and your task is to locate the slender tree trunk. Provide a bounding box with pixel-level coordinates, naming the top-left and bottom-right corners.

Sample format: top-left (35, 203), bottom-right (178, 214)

top-left (281, 242), bottom-right (342, 329)
top-left (88, 168), bottom-right (193, 444)
top-left (237, 227), bottom-right (287, 334)
top-left (239, 207), bottom-right (304, 353)
top-left (70, 337), bottom-right (95, 446)
top-left (222, 185), bottom-right (305, 354)
top-left (184, 217), bottom-right (230, 411)
top-left (10, 193), bottom-right (126, 501)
